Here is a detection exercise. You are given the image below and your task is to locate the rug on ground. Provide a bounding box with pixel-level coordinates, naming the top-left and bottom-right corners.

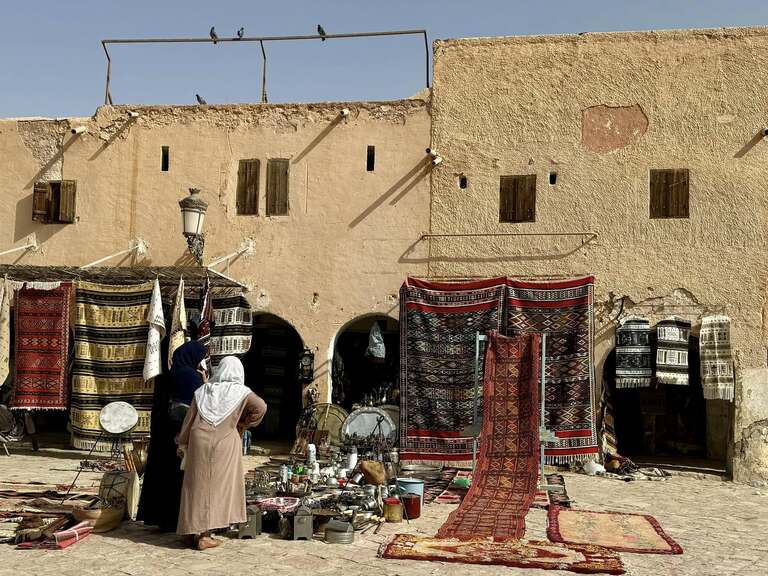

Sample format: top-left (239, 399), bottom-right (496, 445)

top-left (70, 281), bottom-right (154, 451)
top-left (547, 507), bottom-right (683, 555)
top-left (436, 331), bottom-right (540, 540)
top-left (379, 534), bottom-right (625, 574)
top-left (506, 276), bottom-right (598, 464)
top-left (399, 278), bottom-right (505, 463)
top-left (10, 284), bottom-right (72, 411)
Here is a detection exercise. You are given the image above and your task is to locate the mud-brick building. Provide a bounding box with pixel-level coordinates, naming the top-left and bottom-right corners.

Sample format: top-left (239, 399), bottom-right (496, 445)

top-left (429, 27), bottom-right (768, 482)
top-left (0, 99), bottom-right (431, 436)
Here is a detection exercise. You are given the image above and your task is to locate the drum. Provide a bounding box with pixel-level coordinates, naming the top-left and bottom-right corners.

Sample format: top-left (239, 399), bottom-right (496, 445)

top-left (99, 402), bottom-right (138, 434)
top-left (341, 407), bottom-right (397, 442)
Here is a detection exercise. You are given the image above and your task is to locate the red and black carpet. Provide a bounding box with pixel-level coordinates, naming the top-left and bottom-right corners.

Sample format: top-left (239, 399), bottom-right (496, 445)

top-left (506, 276), bottom-right (598, 464)
top-left (399, 278), bottom-right (505, 463)
top-left (10, 284), bottom-right (72, 411)
top-left (436, 331), bottom-right (540, 541)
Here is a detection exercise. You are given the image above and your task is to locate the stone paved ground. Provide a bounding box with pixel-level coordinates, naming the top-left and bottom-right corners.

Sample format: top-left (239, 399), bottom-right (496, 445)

top-left (1, 447), bottom-right (767, 576)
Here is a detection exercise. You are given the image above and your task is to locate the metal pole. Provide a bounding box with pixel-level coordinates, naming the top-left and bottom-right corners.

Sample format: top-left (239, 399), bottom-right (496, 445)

top-left (540, 333), bottom-right (547, 488)
top-left (423, 31), bottom-right (430, 88)
top-left (102, 42), bottom-right (112, 105)
top-left (260, 41), bottom-right (268, 103)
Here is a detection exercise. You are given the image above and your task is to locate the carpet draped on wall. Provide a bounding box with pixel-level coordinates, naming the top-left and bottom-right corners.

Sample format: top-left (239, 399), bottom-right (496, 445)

top-left (209, 294), bottom-right (253, 366)
top-left (699, 314), bottom-right (735, 401)
top-left (655, 317), bottom-right (691, 386)
top-left (614, 316), bottom-right (652, 389)
top-left (400, 276), bottom-right (598, 465)
top-left (9, 284), bottom-right (72, 410)
top-left (436, 331), bottom-right (540, 541)
top-left (505, 277), bottom-right (598, 464)
top-left (399, 278), bottom-right (506, 462)
top-left (70, 281), bottom-right (154, 451)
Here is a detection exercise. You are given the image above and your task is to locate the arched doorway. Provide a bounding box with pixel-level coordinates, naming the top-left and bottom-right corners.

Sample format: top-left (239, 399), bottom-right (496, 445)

top-left (242, 314), bottom-right (303, 440)
top-left (331, 315), bottom-right (399, 413)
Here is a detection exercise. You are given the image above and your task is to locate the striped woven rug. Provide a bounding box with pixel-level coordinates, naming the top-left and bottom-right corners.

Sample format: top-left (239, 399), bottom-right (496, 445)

top-left (70, 281), bottom-right (153, 451)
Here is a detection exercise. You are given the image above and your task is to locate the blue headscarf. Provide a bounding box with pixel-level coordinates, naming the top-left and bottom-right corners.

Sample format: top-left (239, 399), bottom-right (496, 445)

top-left (170, 341), bottom-right (207, 404)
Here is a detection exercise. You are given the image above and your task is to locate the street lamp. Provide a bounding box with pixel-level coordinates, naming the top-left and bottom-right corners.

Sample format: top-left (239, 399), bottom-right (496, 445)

top-left (179, 187), bottom-right (208, 264)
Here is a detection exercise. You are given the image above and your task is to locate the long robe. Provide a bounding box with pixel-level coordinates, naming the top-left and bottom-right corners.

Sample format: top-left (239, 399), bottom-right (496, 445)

top-left (176, 392), bottom-right (267, 535)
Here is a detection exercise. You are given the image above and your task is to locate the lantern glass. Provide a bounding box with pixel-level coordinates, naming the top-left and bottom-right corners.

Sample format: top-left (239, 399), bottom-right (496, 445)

top-left (179, 188), bottom-right (209, 236)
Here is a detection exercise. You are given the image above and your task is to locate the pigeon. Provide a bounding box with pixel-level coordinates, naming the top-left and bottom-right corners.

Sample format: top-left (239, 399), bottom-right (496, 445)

top-left (317, 24), bottom-right (326, 41)
top-left (195, 94), bottom-right (207, 105)
top-left (236, 27), bottom-right (244, 39)
top-left (209, 27), bottom-right (218, 44)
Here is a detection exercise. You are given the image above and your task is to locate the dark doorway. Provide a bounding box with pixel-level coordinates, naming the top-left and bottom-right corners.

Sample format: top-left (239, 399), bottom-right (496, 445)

top-left (242, 314), bottom-right (303, 440)
top-left (606, 334), bottom-right (726, 469)
top-left (332, 315), bottom-right (399, 412)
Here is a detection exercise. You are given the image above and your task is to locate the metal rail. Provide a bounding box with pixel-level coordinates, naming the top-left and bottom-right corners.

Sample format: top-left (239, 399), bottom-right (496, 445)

top-left (101, 29), bottom-right (429, 105)
top-left (421, 231), bottom-right (598, 243)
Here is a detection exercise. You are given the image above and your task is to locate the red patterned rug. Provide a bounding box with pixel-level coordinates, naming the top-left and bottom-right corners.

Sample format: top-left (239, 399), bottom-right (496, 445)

top-left (436, 332), bottom-right (540, 540)
top-left (380, 534), bottom-right (625, 574)
top-left (399, 278), bottom-right (506, 462)
top-left (10, 284), bottom-right (72, 411)
top-left (547, 507), bottom-right (683, 555)
top-left (506, 277), bottom-right (598, 464)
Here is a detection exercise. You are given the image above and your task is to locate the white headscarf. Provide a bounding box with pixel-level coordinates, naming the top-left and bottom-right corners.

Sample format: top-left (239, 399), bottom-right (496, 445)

top-left (194, 356), bottom-right (251, 427)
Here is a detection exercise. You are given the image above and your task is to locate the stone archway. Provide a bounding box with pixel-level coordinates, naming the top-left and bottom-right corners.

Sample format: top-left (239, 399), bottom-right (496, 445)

top-left (329, 314), bottom-right (399, 412)
top-left (241, 313), bottom-right (304, 440)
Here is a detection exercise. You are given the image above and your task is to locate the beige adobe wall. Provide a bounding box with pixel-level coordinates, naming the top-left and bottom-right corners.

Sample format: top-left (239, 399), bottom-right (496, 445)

top-left (0, 99), bottom-right (432, 404)
top-left (430, 27), bottom-right (768, 482)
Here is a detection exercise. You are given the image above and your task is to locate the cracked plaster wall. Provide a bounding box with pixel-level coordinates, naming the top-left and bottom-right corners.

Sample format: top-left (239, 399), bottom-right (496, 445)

top-left (431, 27), bottom-right (768, 481)
top-left (0, 98), bottom-right (431, 403)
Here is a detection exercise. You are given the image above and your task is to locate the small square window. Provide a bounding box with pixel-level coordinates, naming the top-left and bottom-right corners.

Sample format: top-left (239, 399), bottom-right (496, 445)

top-left (499, 175), bottom-right (536, 223)
top-left (650, 169), bottom-right (689, 219)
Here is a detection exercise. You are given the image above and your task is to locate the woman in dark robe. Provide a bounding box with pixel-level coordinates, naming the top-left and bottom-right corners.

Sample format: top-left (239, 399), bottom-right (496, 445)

top-left (137, 341), bottom-right (207, 531)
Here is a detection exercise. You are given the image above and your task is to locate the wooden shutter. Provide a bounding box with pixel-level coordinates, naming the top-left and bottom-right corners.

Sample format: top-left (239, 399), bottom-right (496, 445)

top-left (236, 159), bottom-right (260, 215)
top-left (266, 159), bottom-right (289, 216)
top-left (499, 174), bottom-right (536, 223)
top-left (57, 180), bottom-right (77, 223)
top-left (650, 169), bottom-right (689, 218)
top-left (32, 182), bottom-right (50, 222)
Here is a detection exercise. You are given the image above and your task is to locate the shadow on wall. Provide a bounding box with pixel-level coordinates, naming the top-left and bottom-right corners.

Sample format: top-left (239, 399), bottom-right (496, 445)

top-left (292, 116), bottom-right (344, 165)
top-left (13, 195), bottom-right (68, 246)
top-left (397, 236), bottom-right (592, 264)
top-left (348, 158), bottom-right (430, 229)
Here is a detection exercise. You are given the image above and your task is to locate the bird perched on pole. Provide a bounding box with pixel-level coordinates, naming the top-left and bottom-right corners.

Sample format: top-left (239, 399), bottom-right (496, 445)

top-left (195, 94), bottom-right (207, 105)
top-left (210, 27), bottom-right (219, 44)
top-left (317, 25), bottom-right (326, 41)
top-left (236, 27), bottom-right (245, 39)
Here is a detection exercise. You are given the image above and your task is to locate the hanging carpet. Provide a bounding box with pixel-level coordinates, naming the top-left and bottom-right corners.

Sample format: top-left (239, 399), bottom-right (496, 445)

top-left (436, 331), bottom-right (540, 541)
top-left (506, 276), bottom-right (598, 464)
top-left (614, 316), bottom-right (652, 389)
top-left (655, 316), bottom-right (691, 386)
top-left (699, 315), bottom-right (735, 401)
top-left (70, 281), bottom-right (154, 451)
top-left (399, 278), bottom-right (505, 463)
top-left (209, 294), bottom-right (252, 366)
top-left (9, 284), bottom-right (72, 411)
top-left (380, 534), bottom-right (625, 574)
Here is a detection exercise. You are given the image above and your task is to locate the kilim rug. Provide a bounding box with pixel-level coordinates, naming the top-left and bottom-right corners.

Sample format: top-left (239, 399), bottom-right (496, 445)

top-left (422, 467), bottom-right (457, 504)
top-left (379, 534), bottom-right (625, 574)
top-left (70, 281), bottom-right (154, 451)
top-left (436, 331), bottom-right (540, 541)
top-left (399, 277), bottom-right (505, 463)
top-left (615, 316), bottom-right (652, 388)
top-left (506, 277), bottom-right (598, 464)
top-left (9, 284), bottom-right (72, 411)
top-left (699, 315), bottom-right (735, 401)
top-left (655, 316), bottom-right (691, 386)
top-left (210, 293), bottom-right (253, 366)
top-left (532, 473), bottom-right (572, 509)
top-left (547, 507), bottom-right (683, 555)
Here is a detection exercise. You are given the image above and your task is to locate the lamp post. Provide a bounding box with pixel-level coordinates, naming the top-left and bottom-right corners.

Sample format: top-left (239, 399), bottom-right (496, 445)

top-left (179, 188), bottom-right (208, 264)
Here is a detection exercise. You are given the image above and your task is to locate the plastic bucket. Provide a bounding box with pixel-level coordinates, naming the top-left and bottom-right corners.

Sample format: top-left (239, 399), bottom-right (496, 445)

top-left (396, 477), bottom-right (425, 506)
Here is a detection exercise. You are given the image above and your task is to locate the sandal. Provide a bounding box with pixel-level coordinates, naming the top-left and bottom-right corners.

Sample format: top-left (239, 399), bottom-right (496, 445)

top-left (197, 536), bottom-right (222, 551)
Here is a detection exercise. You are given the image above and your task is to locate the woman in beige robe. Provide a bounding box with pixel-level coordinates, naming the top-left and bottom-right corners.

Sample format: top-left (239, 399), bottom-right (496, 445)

top-left (176, 356), bottom-right (267, 549)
